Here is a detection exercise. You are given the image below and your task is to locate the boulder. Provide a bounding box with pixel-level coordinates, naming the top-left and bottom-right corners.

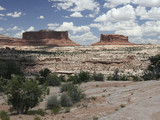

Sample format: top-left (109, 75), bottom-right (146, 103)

top-left (92, 34), bottom-right (134, 45)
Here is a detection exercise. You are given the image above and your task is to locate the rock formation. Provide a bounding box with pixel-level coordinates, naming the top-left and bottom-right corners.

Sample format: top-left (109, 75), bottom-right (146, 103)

top-left (92, 34), bottom-right (134, 45)
top-left (0, 30), bottom-right (79, 46)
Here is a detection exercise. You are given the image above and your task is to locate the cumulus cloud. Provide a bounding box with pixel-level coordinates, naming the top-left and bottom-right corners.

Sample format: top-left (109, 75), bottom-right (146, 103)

top-left (70, 12), bottom-right (83, 17)
top-left (7, 26), bottom-right (21, 31)
top-left (0, 27), bottom-right (3, 31)
top-left (136, 6), bottom-right (160, 20)
top-left (55, 22), bottom-right (90, 34)
top-left (14, 26), bottom-right (34, 38)
top-left (51, 0), bottom-right (100, 14)
top-left (0, 14), bottom-right (4, 16)
top-left (0, 6), bottom-right (6, 10)
top-left (37, 15), bottom-right (45, 19)
top-left (94, 5), bottom-right (135, 22)
top-left (48, 23), bottom-right (59, 30)
top-left (142, 21), bottom-right (160, 36)
top-left (132, 0), bottom-right (160, 7)
top-left (6, 11), bottom-right (22, 18)
top-left (70, 32), bottom-right (99, 45)
top-left (104, 0), bottom-right (131, 8)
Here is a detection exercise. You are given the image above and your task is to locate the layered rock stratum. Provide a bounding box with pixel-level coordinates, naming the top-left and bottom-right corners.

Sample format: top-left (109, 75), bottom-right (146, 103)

top-left (0, 30), bottom-right (79, 46)
top-left (92, 34), bottom-right (134, 45)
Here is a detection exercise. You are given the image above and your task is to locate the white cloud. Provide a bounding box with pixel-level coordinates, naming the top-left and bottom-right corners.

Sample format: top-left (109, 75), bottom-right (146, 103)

top-left (94, 4), bottom-right (135, 22)
top-left (14, 26), bottom-right (34, 38)
top-left (70, 32), bottom-right (99, 45)
top-left (26, 26), bottom-right (34, 31)
top-left (142, 21), bottom-right (160, 36)
top-left (0, 14), bottom-right (4, 16)
top-left (47, 23), bottom-right (59, 30)
top-left (132, 0), bottom-right (160, 7)
top-left (51, 0), bottom-right (99, 13)
top-left (70, 12), bottom-right (83, 17)
top-left (0, 6), bottom-right (6, 10)
top-left (56, 22), bottom-right (90, 34)
top-left (37, 15), bottom-right (45, 19)
top-left (0, 27), bottom-right (3, 31)
top-left (7, 26), bottom-right (21, 31)
top-left (136, 6), bottom-right (160, 20)
top-left (14, 30), bottom-right (25, 38)
top-left (104, 0), bottom-right (131, 8)
top-left (6, 11), bottom-right (22, 18)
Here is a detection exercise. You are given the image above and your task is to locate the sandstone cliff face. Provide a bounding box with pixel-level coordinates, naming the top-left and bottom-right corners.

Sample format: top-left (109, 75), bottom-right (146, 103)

top-left (23, 30), bottom-right (69, 40)
top-left (92, 34), bottom-right (134, 45)
top-left (0, 30), bottom-right (79, 46)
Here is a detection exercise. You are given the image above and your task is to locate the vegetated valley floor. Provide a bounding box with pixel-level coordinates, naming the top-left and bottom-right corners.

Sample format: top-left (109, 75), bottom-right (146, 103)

top-left (0, 45), bottom-right (160, 120)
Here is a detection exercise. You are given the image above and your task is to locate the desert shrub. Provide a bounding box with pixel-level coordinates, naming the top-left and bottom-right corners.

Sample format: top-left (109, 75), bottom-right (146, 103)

top-left (0, 78), bottom-right (8, 92)
top-left (60, 83), bottom-right (85, 104)
top-left (67, 75), bottom-right (79, 84)
top-left (60, 83), bottom-right (75, 93)
top-left (59, 75), bottom-right (66, 82)
top-left (68, 71), bottom-right (91, 84)
top-left (34, 116), bottom-right (41, 120)
top-left (27, 109), bottom-right (45, 116)
top-left (4, 76), bottom-right (48, 114)
top-left (143, 54), bottom-right (160, 80)
top-left (65, 107), bottom-right (71, 113)
top-left (131, 75), bottom-right (143, 82)
top-left (47, 95), bottom-right (60, 109)
top-left (0, 61), bottom-right (23, 79)
top-left (67, 84), bottom-right (85, 103)
top-left (108, 69), bottom-right (130, 81)
top-left (39, 68), bottom-right (51, 78)
top-left (92, 72), bottom-right (104, 81)
top-left (51, 105), bottom-right (61, 114)
top-left (60, 93), bottom-right (73, 107)
top-left (46, 74), bottom-right (61, 86)
top-left (0, 111), bottom-right (10, 120)
top-left (77, 71), bottom-right (91, 83)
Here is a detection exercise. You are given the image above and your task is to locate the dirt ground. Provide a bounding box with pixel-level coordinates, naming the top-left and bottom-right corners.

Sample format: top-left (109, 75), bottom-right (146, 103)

top-left (1, 80), bottom-right (160, 120)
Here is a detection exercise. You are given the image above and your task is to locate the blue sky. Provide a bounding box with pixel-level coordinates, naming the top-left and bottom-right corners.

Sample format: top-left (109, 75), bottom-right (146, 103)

top-left (0, 0), bottom-right (160, 45)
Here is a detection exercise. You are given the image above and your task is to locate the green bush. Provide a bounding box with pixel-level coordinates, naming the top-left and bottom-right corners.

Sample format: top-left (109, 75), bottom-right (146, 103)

top-left (143, 54), bottom-right (160, 80)
top-left (78, 71), bottom-right (91, 83)
top-left (59, 75), bottom-right (66, 82)
top-left (46, 74), bottom-right (61, 86)
top-left (60, 83), bottom-right (75, 93)
top-left (0, 111), bottom-right (10, 120)
top-left (34, 116), bottom-right (41, 120)
top-left (51, 105), bottom-right (61, 114)
top-left (27, 109), bottom-right (45, 116)
top-left (60, 93), bottom-right (73, 107)
top-left (0, 78), bottom-right (8, 92)
top-left (47, 95), bottom-right (59, 109)
top-left (92, 72), bottom-right (104, 81)
top-left (60, 83), bottom-right (85, 104)
top-left (0, 61), bottom-right (23, 79)
top-left (39, 68), bottom-right (51, 78)
top-left (67, 84), bottom-right (85, 103)
top-left (68, 71), bottom-right (91, 84)
top-left (4, 76), bottom-right (48, 114)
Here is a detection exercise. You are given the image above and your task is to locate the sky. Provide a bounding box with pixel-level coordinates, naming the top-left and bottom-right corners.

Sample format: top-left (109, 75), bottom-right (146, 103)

top-left (0, 0), bottom-right (160, 45)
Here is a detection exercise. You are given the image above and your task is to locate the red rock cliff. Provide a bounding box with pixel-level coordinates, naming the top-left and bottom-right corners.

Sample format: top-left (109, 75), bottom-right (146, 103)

top-left (0, 30), bottom-right (79, 46)
top-left (92, 34), bottom-right (134, 45)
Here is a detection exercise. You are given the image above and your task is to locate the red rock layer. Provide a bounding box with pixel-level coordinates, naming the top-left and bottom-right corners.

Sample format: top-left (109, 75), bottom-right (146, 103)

top-left (92, 34), bottom-right (134, 45)
top-left (0, 30), bottom-right (79, 46)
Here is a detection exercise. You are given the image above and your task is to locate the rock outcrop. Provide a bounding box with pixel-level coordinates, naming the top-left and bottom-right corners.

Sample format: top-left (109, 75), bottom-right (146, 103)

top-left (92, 34), bottom-right (134, 45)
top-left (0, 30), bottom-right (79, 46)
